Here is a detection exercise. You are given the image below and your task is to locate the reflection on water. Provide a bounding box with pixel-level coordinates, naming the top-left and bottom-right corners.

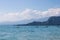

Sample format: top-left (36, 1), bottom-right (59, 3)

top-left (0, 26), bottom-right (60, 40)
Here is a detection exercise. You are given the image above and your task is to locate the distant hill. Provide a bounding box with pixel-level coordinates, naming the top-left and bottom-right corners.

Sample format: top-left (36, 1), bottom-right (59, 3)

top-left (47, 16), bottom-right (60, 25)
top-left (16, 16), bottom-right (60, 26)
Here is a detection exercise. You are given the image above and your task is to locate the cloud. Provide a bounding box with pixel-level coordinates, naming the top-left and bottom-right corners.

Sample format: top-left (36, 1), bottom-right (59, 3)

top-left (0, 8), bottom-right (60, 24)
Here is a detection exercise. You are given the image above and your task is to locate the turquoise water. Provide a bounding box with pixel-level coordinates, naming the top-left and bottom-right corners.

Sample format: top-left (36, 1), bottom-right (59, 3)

top-left (0, 26), bottom-right (60, 40)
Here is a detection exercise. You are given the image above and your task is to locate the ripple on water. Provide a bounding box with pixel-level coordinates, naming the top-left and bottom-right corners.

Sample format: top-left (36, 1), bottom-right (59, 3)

top-left (0, 26), bottom-right (60, 40)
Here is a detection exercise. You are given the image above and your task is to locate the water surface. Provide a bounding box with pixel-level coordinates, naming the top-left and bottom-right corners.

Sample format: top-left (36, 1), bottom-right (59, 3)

top-left (0, 26), bottom-right (60, 40)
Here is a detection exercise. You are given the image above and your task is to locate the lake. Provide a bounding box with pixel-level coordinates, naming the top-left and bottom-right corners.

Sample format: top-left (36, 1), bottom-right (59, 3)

top-left (0, 25), bottom-right (60, 40)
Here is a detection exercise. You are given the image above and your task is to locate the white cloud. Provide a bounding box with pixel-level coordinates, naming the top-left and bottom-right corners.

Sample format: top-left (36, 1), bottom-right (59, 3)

top-left (0, 8), bottom-right (60, 24)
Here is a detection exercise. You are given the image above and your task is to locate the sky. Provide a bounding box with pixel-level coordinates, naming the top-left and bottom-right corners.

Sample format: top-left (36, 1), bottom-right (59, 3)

top-left (0, 0), bottom-right (60, 24)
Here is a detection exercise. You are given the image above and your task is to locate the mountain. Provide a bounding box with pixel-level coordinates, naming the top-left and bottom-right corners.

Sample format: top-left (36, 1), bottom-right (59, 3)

top-left (47, 16), bottom-right (60, 25)
top-left (16, 16), bottom-right (60, 26)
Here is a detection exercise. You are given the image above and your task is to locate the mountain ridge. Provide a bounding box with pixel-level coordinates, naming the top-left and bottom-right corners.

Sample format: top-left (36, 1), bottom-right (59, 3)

top-left (16, 16), bottom-right (60, 26)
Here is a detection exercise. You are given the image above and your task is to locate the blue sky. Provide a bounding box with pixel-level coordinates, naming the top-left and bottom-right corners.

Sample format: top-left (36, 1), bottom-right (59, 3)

top-left (0, 0), bottom-right (60, 12)
top-left (0, 0), bottom-right (60, 24)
